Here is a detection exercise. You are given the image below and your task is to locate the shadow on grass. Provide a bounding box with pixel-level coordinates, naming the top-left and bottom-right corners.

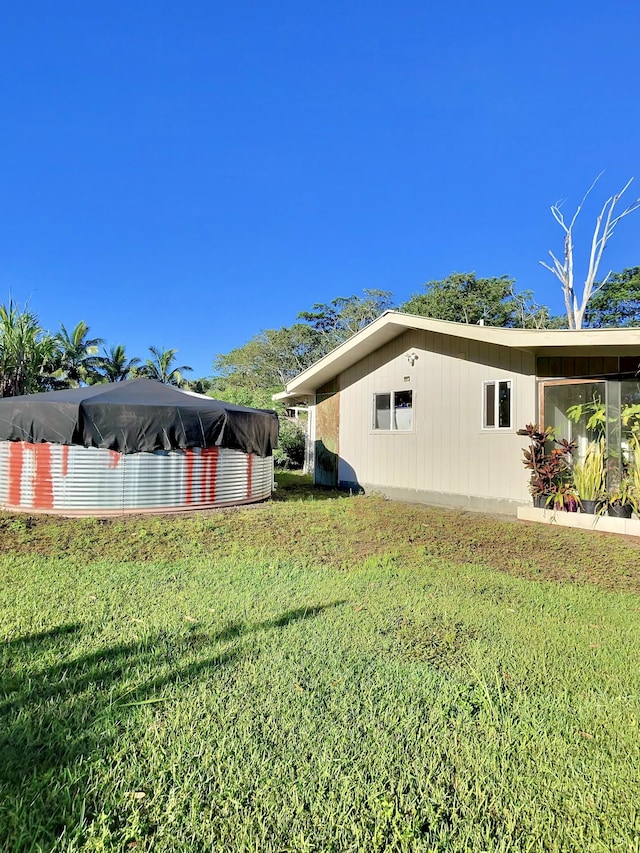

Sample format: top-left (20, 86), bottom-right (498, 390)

top-left (272, 471), bottom-right (351, 502)
top-left (214, 600), bottom-right (347, 642)
top-left (1, 621), bottom-right (83, 649)
top-left (0, 600), bottom-right (346, 851)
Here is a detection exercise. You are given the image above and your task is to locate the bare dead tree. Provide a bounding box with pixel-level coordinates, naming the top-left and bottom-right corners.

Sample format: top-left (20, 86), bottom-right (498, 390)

top-left (540, 174), bottom-right (640, 329)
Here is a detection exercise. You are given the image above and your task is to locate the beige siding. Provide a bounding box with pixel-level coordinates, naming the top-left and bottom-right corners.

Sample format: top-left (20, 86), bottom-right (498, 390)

top-left (336, 330), bottom-right (536, 511)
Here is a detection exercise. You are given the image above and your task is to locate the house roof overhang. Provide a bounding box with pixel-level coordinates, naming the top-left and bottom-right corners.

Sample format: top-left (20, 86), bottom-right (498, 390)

top-left (273, 311), bottom-right (640, 402)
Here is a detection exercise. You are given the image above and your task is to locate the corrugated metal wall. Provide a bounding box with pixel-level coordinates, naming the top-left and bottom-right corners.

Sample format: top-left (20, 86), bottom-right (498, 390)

top-left (0, 442), bottom-right (273, 515)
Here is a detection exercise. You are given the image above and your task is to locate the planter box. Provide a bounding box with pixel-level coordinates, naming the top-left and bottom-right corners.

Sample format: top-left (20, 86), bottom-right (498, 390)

top-left (517, 505), bottom-right (640, 537)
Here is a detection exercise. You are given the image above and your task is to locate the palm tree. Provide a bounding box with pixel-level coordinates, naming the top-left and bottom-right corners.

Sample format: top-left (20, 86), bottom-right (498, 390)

top-left (55, 321), bottom-right (104, 387)
top-left (0, 301), bottom-right (58, 397)
top-left (94, 344), bottom-right (141, 383)
top-left (140, 346), bottom-right (193, 386)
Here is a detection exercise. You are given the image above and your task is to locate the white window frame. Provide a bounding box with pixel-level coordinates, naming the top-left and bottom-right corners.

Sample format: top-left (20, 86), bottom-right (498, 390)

top-left (482, 379), bottom-right (513, 430)
top-left (372, 390), bottom-right (414, 432)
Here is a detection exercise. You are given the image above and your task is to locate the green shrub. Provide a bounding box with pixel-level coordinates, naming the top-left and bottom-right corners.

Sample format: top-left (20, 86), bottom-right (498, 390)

top-left (274, 418), bottom-right (306, 469)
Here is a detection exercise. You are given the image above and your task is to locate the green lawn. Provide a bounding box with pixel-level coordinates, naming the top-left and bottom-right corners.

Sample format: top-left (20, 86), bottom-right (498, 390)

top-left (1, 474), bottom-right (639, 852)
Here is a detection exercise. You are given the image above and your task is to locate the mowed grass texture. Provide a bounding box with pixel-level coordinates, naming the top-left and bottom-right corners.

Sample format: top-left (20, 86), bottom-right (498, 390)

top-left (0, 475), bottom-right (638, 852)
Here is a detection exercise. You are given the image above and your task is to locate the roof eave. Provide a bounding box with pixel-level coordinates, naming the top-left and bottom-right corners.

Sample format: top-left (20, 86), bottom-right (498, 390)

top-left (273, 311), bottom-right (640, 400)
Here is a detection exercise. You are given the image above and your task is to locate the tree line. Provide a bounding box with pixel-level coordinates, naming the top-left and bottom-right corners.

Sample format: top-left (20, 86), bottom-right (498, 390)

top-left (0, 301), bottom-right (192, 397)
top-left (2, 266), bottom-right (639, 404)
top-left (3, 171), bottom-right (639, 405)
top-left (209, 268), bottom-right (640, 409)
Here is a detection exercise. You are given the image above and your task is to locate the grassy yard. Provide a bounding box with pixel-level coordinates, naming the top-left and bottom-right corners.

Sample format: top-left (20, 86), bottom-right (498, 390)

top-left (1, 473), bottom-right (639, 852)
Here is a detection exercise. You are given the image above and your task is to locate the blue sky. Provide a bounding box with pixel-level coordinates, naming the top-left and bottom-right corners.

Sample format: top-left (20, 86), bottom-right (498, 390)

top-left (2, 1), bottom-right (639, 378)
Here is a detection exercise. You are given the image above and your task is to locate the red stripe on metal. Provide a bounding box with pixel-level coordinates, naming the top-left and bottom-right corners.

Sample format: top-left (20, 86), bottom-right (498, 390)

top-left (200, 450), bottom-right (208, 503)
top-left (8, 441), bottom-right (24, 505)
top-left (61, 444), bottom-right (69, 477)
top-left (199, 447), bottom-right (218, 504)
top-left (108, 450), bottom-right (121, 469)
top-left (32, 443), bottom-right (54, 510)
top-left (246, 453), bottom-right (253, 498)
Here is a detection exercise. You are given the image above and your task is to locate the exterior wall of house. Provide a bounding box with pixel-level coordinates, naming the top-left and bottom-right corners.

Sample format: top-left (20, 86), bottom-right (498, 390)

top-left (315, 379), bottom-right (340, 486)
top-left (333, 329), bottom-right (537, 514)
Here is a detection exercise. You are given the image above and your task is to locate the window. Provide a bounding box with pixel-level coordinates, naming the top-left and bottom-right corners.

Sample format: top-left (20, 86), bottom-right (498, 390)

top-left (483, 380), bottom-right (512, 429)
top-left (373, 390), bottom-right (413, 431)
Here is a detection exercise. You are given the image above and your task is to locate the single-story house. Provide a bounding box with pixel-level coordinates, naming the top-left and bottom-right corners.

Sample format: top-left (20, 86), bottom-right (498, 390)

top-left (274, 311), bottom-right (640, 515)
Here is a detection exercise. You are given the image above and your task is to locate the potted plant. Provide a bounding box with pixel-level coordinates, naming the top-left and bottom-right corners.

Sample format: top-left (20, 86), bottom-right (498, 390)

top-left (546, 483), bottom-right (580, 512)
top-left (518, 424), bottom-right (576, 509)
top-left (605, 476), bottom-right (638, 519)
top-left (571, 437), bottom-right (606, 513)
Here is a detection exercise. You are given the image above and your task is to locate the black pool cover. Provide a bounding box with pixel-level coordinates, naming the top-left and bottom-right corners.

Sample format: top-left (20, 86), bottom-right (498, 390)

top-left (0, 378), bottom-right (279, 457)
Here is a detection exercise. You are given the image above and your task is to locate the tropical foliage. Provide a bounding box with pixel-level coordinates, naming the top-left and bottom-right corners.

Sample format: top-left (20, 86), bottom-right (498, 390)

top-left (401, 273), bottom-right (562, 328)
top-left (571, 437), bottom-right (606, 502)
top-left (0, 301), bottom-right (193, 397)
top-left (584, 267), bottom-right (640, 328)
top-left (138, 346), bottom-right (193, 386)
top-left (273, 419), bottom-right (306, 468)
top-left (0, 301), bottom-right (57, 397)
top-left (298, 289), bottom-right (394, 347)
top-left (517, 424), bottom-right (576, 501)
top-left (54, 321), bottom-right (103, 387)
top-left (210, 291), bottom-right (394, 407)
top-left (2, 261), bottom-right (639, 405)
top-left (212, 325), bottom-right (322, 404)
top-left (94, 344), bottom-right (141, 383)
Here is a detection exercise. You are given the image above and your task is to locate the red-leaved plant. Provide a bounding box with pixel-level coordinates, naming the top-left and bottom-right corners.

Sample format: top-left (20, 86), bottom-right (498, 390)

top-left (517, 424), bottom-right (576, 508)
